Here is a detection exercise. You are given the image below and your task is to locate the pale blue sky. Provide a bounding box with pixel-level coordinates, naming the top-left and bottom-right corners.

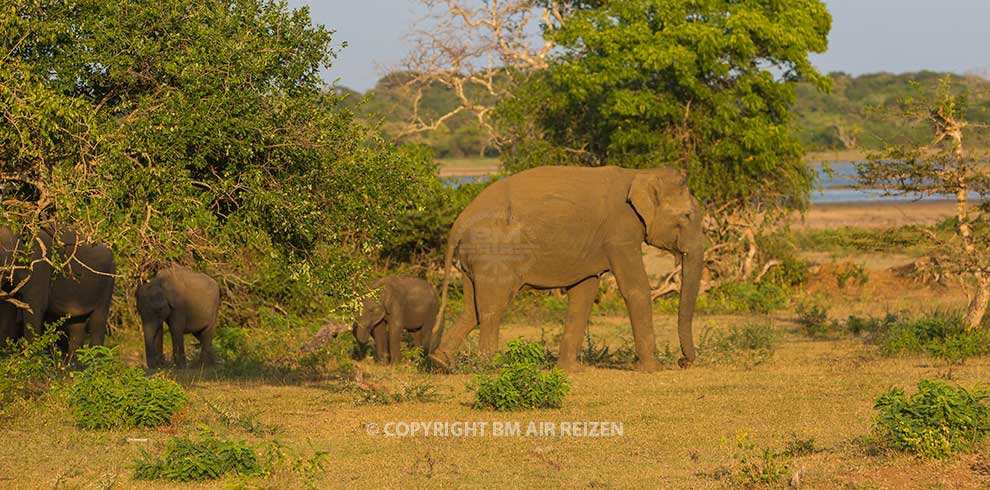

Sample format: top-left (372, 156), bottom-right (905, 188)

top-left (288, 0), bottom-right (990, 91)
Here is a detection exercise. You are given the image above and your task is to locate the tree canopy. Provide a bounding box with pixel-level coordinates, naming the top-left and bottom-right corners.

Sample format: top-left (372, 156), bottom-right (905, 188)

top-left (1, 0), bottom-right (437, 321)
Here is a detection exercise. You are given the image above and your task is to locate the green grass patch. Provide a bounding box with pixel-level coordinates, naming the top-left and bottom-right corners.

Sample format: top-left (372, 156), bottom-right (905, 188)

top-left (0, 322), bottom-right (63, 410)
top-left (700, 322), bottom-right (779, 366)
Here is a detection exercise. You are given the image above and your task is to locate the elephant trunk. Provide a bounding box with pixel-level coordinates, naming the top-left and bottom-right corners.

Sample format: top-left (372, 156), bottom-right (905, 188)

top-left (143, 322), bottom-right (163, 368)
top-left (677, 241), bottom-right (703, 367)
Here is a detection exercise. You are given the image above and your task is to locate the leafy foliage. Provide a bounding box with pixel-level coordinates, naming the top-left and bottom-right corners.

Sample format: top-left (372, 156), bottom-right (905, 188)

top-left (873, 379), bottom-right (990, 460)
top-left (132, 433), bottom-right (273, 482)
top-left (851, 309), bottom-right (990, 363)
top-left (0, 322), bottom-right (63, 409)
top-left (1, 1), bottom-right (440, 337)
top-left (469, 340), bottom-right (569, 411)
top-left (728, 433), bottom-right (792, 489)
top-left (67, 346), bottom-right (186, 429)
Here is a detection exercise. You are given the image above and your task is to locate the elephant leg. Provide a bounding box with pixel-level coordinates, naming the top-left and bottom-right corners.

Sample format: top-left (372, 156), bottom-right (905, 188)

top-left (430, 276), bottom-right (478, 368)
top-left (86, 302), bottom-right (110, 347)
top-left (474, 279), bottom-right (515, 356)
top-left (610, 252), bottom-right (659, 372)
top-left (168, 325), bottom-right (187, 369)
top-left (371, 323), bottom-right (388, 364)
top-left (195, 326), bottom-right (216, 367)
top-left (387, 317), bottom-right (403, 365)
top-left (65, 319), bottom-right (88, 362)
top-left (558, 276), bottom-right (600, 372)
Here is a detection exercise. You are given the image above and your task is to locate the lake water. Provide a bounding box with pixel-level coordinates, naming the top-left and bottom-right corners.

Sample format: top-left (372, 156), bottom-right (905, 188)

top-left (445, 162), bottom-right (974, 204)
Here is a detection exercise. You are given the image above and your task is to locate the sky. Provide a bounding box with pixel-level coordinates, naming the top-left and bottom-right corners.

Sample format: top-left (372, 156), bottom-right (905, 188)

top-left (286, 0), bottom-right (990, 92)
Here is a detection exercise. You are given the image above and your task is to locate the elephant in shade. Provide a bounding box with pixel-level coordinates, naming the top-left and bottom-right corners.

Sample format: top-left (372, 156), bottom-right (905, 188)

top-left (0, 226), bottom-right (116, 357)
top-left (428, 166), bottom-right (704, 372)
top-left (352, 275), bottom-right (442, 364)
top-left (136, 265), bottom-right (220, 369)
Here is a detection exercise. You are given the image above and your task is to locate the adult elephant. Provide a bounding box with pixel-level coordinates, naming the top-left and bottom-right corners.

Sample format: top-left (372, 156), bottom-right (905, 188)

top-left (0, 226), bottom-right (115, 356)
top-left (428, 166), bottom-right (704, 372)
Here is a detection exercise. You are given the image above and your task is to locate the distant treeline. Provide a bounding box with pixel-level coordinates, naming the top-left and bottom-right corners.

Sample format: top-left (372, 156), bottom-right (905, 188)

top-left (340, 71), bottom-right (990, 159)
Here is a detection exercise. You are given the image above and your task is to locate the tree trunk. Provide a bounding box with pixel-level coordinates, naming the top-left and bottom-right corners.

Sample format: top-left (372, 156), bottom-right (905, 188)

top-left (965, 273), bottom-right (990, 330)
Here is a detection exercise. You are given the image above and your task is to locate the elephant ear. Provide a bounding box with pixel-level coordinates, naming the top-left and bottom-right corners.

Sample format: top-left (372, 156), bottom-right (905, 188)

top-left (627, 173), bottom-right (663, 234)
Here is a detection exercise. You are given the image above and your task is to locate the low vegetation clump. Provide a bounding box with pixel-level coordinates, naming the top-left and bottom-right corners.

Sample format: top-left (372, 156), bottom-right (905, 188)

top-left (67, 346), bottom-right (186, 430)
top-left (795, 298), bottom-right (832, 339)
top-left (0, 323), bottom-right (63, 410)
top-left (353, 380), bottom-right (443, 406)
top-left (132, 432), bottom-right (273, 482)
top-left (701, 323), bottom-right (779, 366)
top-left (577, 335), bottom-right (638, 370)
top-left (862, 309), bottom-right (990, 363)
top-left (469, 340), bottom-right (570, 411)
top-left (658, 281), bottom-right (789, 315)
top-left (873, 379), bottom-right (990, 460)
top-left (214, 309), bottom-right (358, 380)
top-left (728, 433), bottom-right (792, 489)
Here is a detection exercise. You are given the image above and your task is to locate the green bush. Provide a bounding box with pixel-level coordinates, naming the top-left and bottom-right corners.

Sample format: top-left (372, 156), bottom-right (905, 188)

top-left (795, 299), bottom-right (832, 339)
top-left (67, 346), bottom-right (186, 429)
top-left (729, 433), bottom-right (792, 489)
top-left (865, 309), bottom-right (990, 363)
top-left (873, 379), bottom-right (990, 460)
top-left (469, 340), bottom-right (570, 411)
top-left (132, 433), bottom-right (273, 482)
top-left (0, 322), bottom-right (63, 409)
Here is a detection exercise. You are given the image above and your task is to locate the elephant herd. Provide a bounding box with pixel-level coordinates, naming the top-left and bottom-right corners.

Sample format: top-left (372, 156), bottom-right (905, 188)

top-left (1, 165), bottom-right (704, 372)
top-left (0, 226), bottom-right (220, 369)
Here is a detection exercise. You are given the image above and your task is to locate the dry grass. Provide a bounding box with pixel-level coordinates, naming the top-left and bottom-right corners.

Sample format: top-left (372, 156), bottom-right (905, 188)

top-left (2, 203), bottom-right (990, 489)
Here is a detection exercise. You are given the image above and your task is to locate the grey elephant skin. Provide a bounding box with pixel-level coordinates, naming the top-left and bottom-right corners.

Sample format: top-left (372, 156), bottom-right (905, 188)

top-left (430, 166), bottom-right (704, 372)
top-left (136, 265), bottom-right (220, 369)
top-left (0, 226), bottom-right (116, 356)
top-left (353, 275), bottom-right (441, 364)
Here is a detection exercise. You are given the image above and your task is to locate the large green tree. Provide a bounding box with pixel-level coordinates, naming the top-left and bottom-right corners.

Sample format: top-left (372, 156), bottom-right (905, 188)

top-left (497, 0), bottom-right (831, 281)
top-left (1, 1), bottom-right (436, 325)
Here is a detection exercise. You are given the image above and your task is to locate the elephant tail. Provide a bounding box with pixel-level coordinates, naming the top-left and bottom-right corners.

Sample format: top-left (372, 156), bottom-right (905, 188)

top-left (431, 221), bottom-right (462, 343)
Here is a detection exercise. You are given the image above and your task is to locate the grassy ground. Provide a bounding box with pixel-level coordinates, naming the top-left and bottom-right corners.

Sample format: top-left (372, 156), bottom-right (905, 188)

top-left (2, 202), bottom-right (989, 490)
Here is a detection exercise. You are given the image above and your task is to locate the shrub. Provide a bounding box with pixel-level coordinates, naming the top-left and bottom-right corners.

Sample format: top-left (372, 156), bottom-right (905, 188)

top-left (873, 379), bottom-right (990, 460)
top-left (132, 433), bottom-right (273, 482)
top-left (867, 309), bottom-right (990, 362)
top-left (67, 346), bottom-right (186, 429)
top-left (0, 322), bottom-right (63, 409)
top-left (469, 340), bottom-right (570, 411)
top-left (795, 299), bottom-right (831, 339)
top-left (729, 433), bottom-right (792, 489)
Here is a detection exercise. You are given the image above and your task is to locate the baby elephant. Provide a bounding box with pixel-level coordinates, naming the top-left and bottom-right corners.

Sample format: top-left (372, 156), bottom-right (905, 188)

top-left (353, 275), bottom-right (441, 364)
top-left (136, 265), bottom-right (220, 369)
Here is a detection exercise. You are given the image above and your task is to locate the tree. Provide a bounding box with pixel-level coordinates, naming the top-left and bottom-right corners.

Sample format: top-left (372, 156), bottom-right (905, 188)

top-left (857, 78), bottom-right (990, 330)
top-left (397, 0), bottom-right (572, 147)
top-left (497, 0), bottom-right (832, 284)
top-left (1, 1), bottom-right (437, 325)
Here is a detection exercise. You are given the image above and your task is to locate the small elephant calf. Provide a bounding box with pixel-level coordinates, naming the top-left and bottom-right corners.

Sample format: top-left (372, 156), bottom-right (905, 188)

top-left (136, 265), bottom-right (220, 369)
top-left (352, 275), bottom-right (441, 364)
